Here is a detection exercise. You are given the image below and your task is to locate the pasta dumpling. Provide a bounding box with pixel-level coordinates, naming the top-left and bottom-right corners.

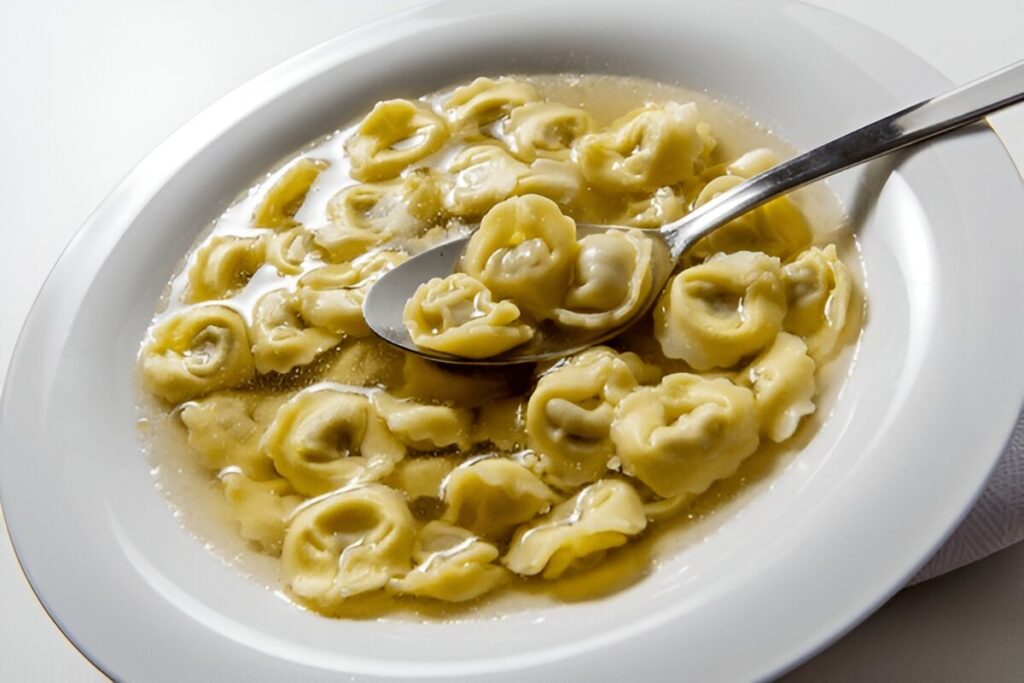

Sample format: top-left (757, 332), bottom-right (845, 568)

top-left (443, 145), bottom-right (529, 217)
top-left (251, 289), bottom-right (341, 374)
top-left (618, 187), bottom-right (685, 229)
top-left (553, 229), bottom-right (654, 330)
top-left (282, 484), bottom-right (415, 609)
top-left (507, 102), bottom-right (595, 161)
top-left (179, 393), bottom-right (278, 480)
top-left (687, 153), bottom-right (812, 263)
top-left (514, 158), bottom-right (586, 212)
top-left (261, 389), bottom-right (405, 496)
top-left (396, 355), bottom-right (517, 408)
top-left (442, 77), bottom-right (539, 132)
top-left (186, 234), bottom-right (266, 303)
top-left (265, 227), bottom-right (317, 276)
top-left (296, 251), bottom-right (407, 338)
top-left (461, 194), bottom-right (578, 318)
top-left (576, 103), bottom-right (709, 193)
top-left (782, 245), bottom-right (853, 361)
top-left (253, 158), bottom-right (328, 229)
top-left (371, 391), bottom-right (473, 451)
top-left (611, 373), bottom-right (760, 498)
top-left (221, 471), bottom-right (302, 554)
top-left (403, 273), bottom-right (534, 359)
top-left (141, 305), bottom-right (255, 403)
top-left (527, 347), bottom-right (661, 487)
top-left (741, 332), bottom-right (816, 442)
top-left (346, 100), bottom-right (448, 182)
top-left (387, 521), bottom-right (509, 602)
top-left (503, 479), bottom-right (647, 578)
top-left (654, 251), bottom-right (787, 370)
top-left (442, 457), bottom-right (558, 540)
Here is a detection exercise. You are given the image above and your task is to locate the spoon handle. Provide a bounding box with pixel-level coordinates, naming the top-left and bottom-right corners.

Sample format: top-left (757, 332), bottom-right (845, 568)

top-left (661, 60), bottom-right (1024, 259)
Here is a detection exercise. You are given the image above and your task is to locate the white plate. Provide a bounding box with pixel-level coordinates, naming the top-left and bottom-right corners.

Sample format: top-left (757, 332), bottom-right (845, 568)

top-left (2, 1), bottom-right (1023, 680)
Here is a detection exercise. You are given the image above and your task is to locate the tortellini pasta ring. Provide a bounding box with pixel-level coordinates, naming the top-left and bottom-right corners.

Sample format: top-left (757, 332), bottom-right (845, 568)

top-left (251, 289), bottom-right (341, 374)
top-left (741, 332), bottom-right (817, 442)
top-left (297, 251), bottom-right (408, 338)
top-left (252, 158), bottom-right (329, 229)
top-left (141, 304), bottom-right (256, 404)
top-left (782, 245), bottom-right (853, 361)
top-left (403, 273), bottom-right (534, 359)
top-left (282, 484), bottom-right (416, 609)
top-left (654, 251), bottom-right (787, 370)
top-left (507, 102), bottom-right (595, 161)
top-left (185, 234), bottom-right (266, 303)
top-left (346, 99), bottom-right (449, 182)
top-left (261, 389), bottom-right (405, 496)
top-left (460, 194), bottom-right (579, 319)
top-left (611, 373), bottom-right (760, 498)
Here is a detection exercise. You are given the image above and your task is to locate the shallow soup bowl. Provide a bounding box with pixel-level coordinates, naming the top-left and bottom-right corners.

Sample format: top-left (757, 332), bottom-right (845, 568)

top-left (2, 1), bottom-right (1023, 680)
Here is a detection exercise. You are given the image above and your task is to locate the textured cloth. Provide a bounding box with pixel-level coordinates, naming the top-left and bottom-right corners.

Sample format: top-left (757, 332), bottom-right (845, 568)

top-left (909, 404), bottom-right (1024, 584)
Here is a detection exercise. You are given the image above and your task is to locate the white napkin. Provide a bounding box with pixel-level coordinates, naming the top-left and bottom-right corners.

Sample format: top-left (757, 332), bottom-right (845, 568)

top-left (908, 404), bottom-right (1024, 584)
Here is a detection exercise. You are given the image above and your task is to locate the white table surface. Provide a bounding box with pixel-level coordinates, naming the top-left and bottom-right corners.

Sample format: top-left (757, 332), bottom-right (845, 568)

top-left (1, 1), bottom-right (1022, 680)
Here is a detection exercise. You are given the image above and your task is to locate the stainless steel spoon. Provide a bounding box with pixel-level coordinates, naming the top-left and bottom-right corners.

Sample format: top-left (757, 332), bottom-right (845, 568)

top-left (365, 61), bottom-right (1024, 366)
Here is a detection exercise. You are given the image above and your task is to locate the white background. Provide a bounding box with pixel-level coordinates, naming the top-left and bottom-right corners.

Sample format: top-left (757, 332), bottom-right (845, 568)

top-left (1, 0), bottom-right (1022, 679)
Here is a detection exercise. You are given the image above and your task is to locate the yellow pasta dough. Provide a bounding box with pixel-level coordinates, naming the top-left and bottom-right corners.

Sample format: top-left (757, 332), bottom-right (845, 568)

top-left (576, 103), bottom-right (709, 193)
top-left (402, 273), bottom-right (534, 359)
top-left (185, 234), bottom-right (266, 303)
top-left (251, 289), bottom-right (341, 374)
top-left (371, 391), bottom-right (473, 451)
top-left (611, 373), bottom-right (760, 498)
top-left (782, 245), bottom-right (853, 361)
top-left (461, 194), bottom-right (579, 319)
top-left (346, 99), bottom-right (449, 182)
top-left (442, 77), bottom-right (539, 132)
top-left (141, 305), bottom-right (255, 403)
top-left (265, 226), bottom-right (317, 276)
top-left (443, 145), bottom-right (530, 217)
top-left (553, 229), bottom-right (654, 330)
top-left (503, 479), bottom-right (647, 579)
top-left (527, 347), bottom-right (661, 488)
top-left (507, 102), bottom-right (595, 161)
top-left (260, 388), bottom-right (405, 496)
top-left (253, 158), bottom-right (328, 229)
top-left (654, 251), bottom-right (787, 370)
top-left (296, 250), bottom-right (407, 338)
top-left (179, 392), bottom-right (279, 480)
top-left (741, 332), bottom-right (816, 442)
top-left (442, 457), bottom-right (558, 540)
top-left (221, 471), bottom-right (303, 555)
top-left (387, 521), bottom-right (509, 602)
top-left (282, 484), bottom-right (416, 609)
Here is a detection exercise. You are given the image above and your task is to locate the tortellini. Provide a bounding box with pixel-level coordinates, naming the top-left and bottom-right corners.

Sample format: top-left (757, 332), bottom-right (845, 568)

top-left (388, 522), bottom-right (509, 602)
top-left (553, 229), bottom-right (654, 330)
top-left (687, 151), bottom-right (812, 263)
top-left (610, 373), bottom-right (760, 498)
top-left (265, 226), bottom-right (317, 275)
top-left (654, 251), bottom-right (787, 370)
top-left (507, 102), bottom-right (594, 161)
top-left (576, 103), bottom-right (709, 193)
top-left (141, 74), bottom-right (863, 618)
top-left (442, 77), bottom-right (539, 132)
top-left (251, 289), bottom-right (340, 374)
top-left (527, 347), bottom-right (661, 488)
top-left (403, 273), bottom-right (534, 359)
top-left (179, 392), bottom-right (279, 480)
top-left (282, 484), bottom-right (415, 609)
top-left (461, 194), bottom-right (578, 319)
top-left (503, 479), bottom-right (647, 578)
top-left (782, 245), bottom-right (853, 361)
top-left (346, 99), bottom-right (448, 182)
top-left (296, 250), bottom-right (407, 338)
top-left (221, 471), bottom-right (302, 554)
top-left (443, 145), bottom-right (529, 217)
top-left (442, 457), bottom-right (558, 540)
top-left (186, 234), bottom-right (266, 303)
top-left (253, 158), bottom-right (328, 229)
top-left (371, 391), bottom-right (473, 451)
top-left (315, 174), bottom-right (441, 261)
top-left (141, 305), bottom-right (255, 403)
top-left (260, 389), bottom-right (405, 496)
top-left (741, 333), bottom-right (816, 442)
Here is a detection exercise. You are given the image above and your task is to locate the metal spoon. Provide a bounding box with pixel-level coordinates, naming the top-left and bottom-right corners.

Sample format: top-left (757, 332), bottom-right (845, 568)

top-left (365, 61), bottom-right (1024, 366)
